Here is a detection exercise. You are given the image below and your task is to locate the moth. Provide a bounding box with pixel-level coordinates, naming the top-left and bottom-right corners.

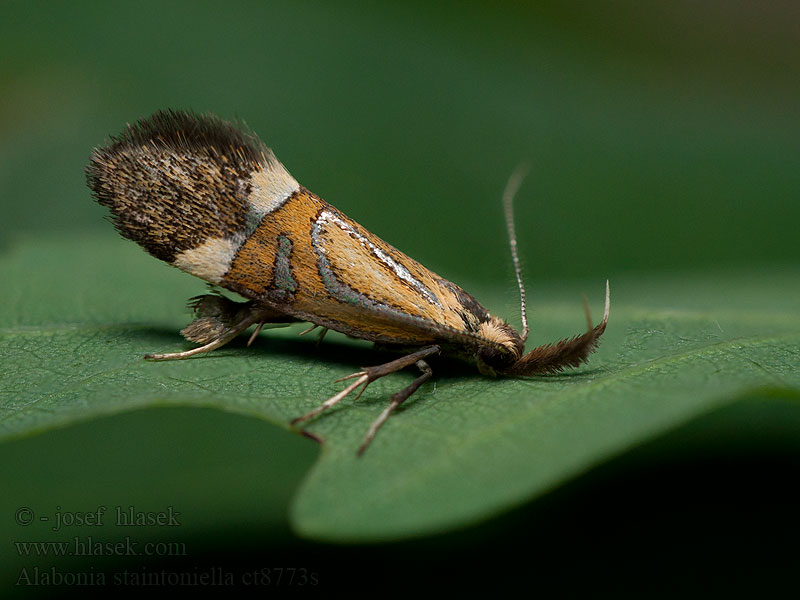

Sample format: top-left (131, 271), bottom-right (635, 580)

top-left (86, 110), bottom-right (609, 455)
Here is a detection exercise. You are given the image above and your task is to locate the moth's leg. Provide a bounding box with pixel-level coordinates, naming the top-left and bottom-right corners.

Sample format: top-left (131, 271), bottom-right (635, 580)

top-left (144, 316), bottom-right (259, 361)
top-left (357, 358), bottom-right (434, 456)
top-left (247, 322), bottom-right (265, 347)
top-left (144, 296), bottom-right (296, 361)
top-left (290, 345), bottom-right (441, 443)
top-left (299, 323), bottom-right (330, 346)
top-left (299, 324), bottom-right (319, 336)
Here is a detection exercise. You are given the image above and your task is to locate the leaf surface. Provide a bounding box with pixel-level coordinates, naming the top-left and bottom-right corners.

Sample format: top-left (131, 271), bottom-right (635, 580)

top-left (2, 235), bottom-right (799, 540)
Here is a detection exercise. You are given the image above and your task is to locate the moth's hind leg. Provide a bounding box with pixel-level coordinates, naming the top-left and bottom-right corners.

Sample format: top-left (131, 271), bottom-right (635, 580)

top-left (145, 295), bottom-right (296, 361)
top-left (291, 344), bottom-right (441, 455)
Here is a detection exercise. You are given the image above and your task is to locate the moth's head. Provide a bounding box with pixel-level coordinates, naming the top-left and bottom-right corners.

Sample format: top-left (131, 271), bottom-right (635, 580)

top-left (475, 317), bottom-right (524, 375)
top-left (497, 280), bottom-right (611, 377)
top-left (484, 166), bottom-right (609, 378)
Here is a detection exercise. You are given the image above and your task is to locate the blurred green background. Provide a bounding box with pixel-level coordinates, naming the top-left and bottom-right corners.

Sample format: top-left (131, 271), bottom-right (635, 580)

top-left (4, 1), bottom-right (798, 282)
top-left (1, 0), bottom-right (798, 595)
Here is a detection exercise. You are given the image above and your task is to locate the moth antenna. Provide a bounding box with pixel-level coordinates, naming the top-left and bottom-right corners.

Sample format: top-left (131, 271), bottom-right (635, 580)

top-left (503, 162), bottom-right (531, 343)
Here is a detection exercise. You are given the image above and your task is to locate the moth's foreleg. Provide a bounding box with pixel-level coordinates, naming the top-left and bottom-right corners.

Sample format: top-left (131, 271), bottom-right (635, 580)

top-left (357, 357), bottom-right (434, 456)
top-left (291, 345), bottom-right (441, 453)
top-left (144, 295), bottom-right (296, 361)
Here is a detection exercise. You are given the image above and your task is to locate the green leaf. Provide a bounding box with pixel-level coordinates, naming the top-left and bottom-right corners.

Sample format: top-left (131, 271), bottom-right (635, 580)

top-left (2, 235), bottom-right (799, 541)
